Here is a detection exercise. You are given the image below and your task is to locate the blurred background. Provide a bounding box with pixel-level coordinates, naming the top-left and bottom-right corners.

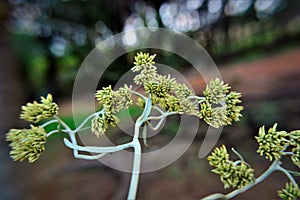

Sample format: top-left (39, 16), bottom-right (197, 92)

top-left (0, 0), bottom-right (300, 199)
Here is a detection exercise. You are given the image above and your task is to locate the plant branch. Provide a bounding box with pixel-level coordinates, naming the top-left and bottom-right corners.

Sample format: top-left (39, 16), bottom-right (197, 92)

top-left (46, 130), bottom-right (59, 137)
top-left (202, 160), bottom-right (281, 200)
top-left (41, 119), bottom-right (58, 128)
top-left (74, 110), bottom-right (104, 132)
top-left (276, 165), bottom-right (297, 186)
top-left (63, 138), bottom-right (134, 153)
top-left (130, 90), bottom-right (147, 101)
top-left (147, 111), bottom-right (177, 121)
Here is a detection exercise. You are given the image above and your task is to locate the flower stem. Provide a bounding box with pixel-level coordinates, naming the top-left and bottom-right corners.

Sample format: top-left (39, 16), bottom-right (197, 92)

top-left (128, 96), bottom-right (152, 200)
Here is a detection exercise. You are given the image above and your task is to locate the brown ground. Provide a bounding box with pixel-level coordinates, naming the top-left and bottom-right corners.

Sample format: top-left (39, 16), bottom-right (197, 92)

top-left (8, 47), bottom-right (300, 200)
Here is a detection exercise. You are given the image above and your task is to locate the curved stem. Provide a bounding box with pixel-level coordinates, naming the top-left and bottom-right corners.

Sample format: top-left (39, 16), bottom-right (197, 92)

top-left (74, 110), bottom-right (104, 132)
top-left (147, 111), bottom-right (177, 121)
top-left (130, 90), bottom-right (147, 101)
top-left (276, 165), bottom-right (297, 185)
top-left (147, 117), bottom-right (166, 131)
top-left (63, 138), bottom-right (134, 153)
top-left (54, 116), bottom-right (72, 132)
top-left (231, 148), bottom-right (245, 162)
top-left (187, 96), bottom-right (205, 101)
top-left (74, 153), bottom-right (109, 160)
top-left (46, 130), bottom-right (59, 137)
top-left (153, 105), bottom-right (165, 114)
top-left (41, 119), bottom-right (58, 128)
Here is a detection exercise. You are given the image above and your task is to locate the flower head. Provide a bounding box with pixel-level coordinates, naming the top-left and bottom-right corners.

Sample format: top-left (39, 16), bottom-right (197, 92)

top-left (131, 52), bottom-right (157, 85)
top-left (203, 78), bottom-right (230, 104)
top-left (208, 145), bottom-right (254, 189)
top-left (232, 163), bottom-right (254, 189)
top-left (91, 116), bottom-right (107, 137)
top-left (6, 126), bottom-right (47, 163)
top-left (199, 101), bottom-right (228, 128)
top-left (289, 130), bottom-right (300, 146)
top-left (208, 145), bottom-right (230, 167)
top-left (132, 52), bottom-right (156, 71)
top-left (174, 82), bottom-right (194, 99)
top-left (91, 112), bottom-right (119, 137)
top-left (95, 86), bottom-right (113, 106)
top-left (256, 123), bottom-right (289, 161)
top-left (291, 144), bottom-right (300, 168)
top-left (20, 94), bottom-right (59, 123)
top-left (200, 78), bottom-right (243, 128)
top-left (225, 91), bottom-right (243, 123)
top-left (278, 182), bottom-right (300, 200)
top-left (111, 84), bottom-right (133, 112)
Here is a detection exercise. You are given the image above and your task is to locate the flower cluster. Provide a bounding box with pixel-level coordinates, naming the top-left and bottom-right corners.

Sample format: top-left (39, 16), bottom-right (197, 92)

top-left (132, 52), bottom-right (156, 71)
top-left (91, 113), bottom-right (119, 137)
top-left (6, 125), bottom-right (47, 163)
top-left (199, 78), bottom-right (243, 128)
top-left (255, 123), bottom-right (290, 161)
top-left (93, 85), bottom-right (132, 137)
top-left (208, 145), bottom-right (254, 189)
top-left (132, 52), bottom-right (157, 85)
top-left (6, 94), bottom-right (58, 163)
top-left (20, 94), bottom-right (59, 123)
top-left (291, 144), bottom-right (300, 168)
top-left (278, 182), bottom-right (300, 200)
top-left (131, 53), bottom-right (198, 115)
top-left (288, 130), bottom-right (300, 168)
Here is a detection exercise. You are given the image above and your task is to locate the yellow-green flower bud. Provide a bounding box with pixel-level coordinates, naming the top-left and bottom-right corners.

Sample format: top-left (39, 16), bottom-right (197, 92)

top-left (289, 130), bottom-right (300, 147)
top-left (174, 83), bottom-right (194, 99)
top-left (256, 123), bottom-right (289, 161)
top-left (291, 144), bottom-right (300, 168)
top-left (278, 182), bottom-right (300, 200)
top-left (208, 145), bottom-right (230, 167)
top-left (6, 125), bottom-right (47, 163)
top-left (232, 163), bottom-right (254, 189)
top-left (91, 112), bottom-right (119, 137)
top-left (95, 85), bottom-right (113, 106)
top-left (20, 94), bottom-right (59, 123)
top-left (199, 101), bottom-right (228, 128)
top-left (91, 116), bottom-right (107, 137)
top-left (132, 52), bottom-right (156, 71)
top-left (203, 78), bottom-right (230, 104)
top-left (208, 145), bottom-right (254, 189)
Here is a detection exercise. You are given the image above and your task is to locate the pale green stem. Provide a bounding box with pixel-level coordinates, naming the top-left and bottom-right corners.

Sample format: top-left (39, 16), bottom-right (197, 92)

top-left (188, 96), bottom-right (205, 106)
top-left (147, 117), bottom-right (166, 131)
top-left (73, 109), bottom-right (104, 132)
top-left (54, 116), bottom-right (71, 132)
top-left (187, 96), bottom-right (205, 101)
top-left (231, 148), bottom-right (245, 162)
top-left (41, 119), bottom-right (58, 128)
top-left (202, 160), bottom-right (280, 200)
top-left (128, 95), bottom-right (152, 200)
top-left (55, 95), bottom-right (153, 199)
top-left (147, 111), bottom-right (177, 120)
top-left (63, 138), bottom-right (134, 153)
top-left (142, 125), bottom-right (148, 146)
top-left (130, 89), bottom-right (147, 101)
top-left (153, 105), bottom-right (165, 114)
top-left (128, 138), bottom-right (142, 200)
top-left (46, 130), bottom-right (59, 137)
top-left (74, 153), bottom-right (108, 160)
top-left (275, 165), bottom-right (297, 186)
top-left (282, 152), bottom-right (294, 156)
